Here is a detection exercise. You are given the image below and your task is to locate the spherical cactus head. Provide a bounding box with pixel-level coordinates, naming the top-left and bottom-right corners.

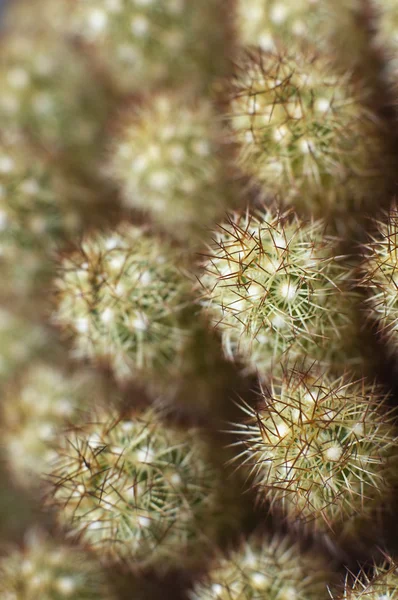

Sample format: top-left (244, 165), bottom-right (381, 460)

top-left (46, 406), bottom-right (227, 568)
top-left (200, 207), bottom-right (360, 376)
top-left (0, 528), bottom-right (115, 599)
top-left (109, 94), bottom-right (231, 243)
top-left (335, 561), bottom-right (398, 599)
top-left (53, 224), bottom-right (193, 384)
top-left (225, 47), bottom-right (387, 232)
top-left (361, 205), bottom-right (398, 355)
top-left (190, 533), bottom-right (330, 600)
top-left (233, 365), bottom-right (397, 532)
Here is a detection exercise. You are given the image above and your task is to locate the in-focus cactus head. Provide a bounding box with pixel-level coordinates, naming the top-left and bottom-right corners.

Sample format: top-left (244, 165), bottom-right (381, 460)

top-left (225, 47), bottom-right (387, 232)
top-left (53, 224), bottom-right (193, 384)
top-left (200, 207), bottom-right (360, 376)
top-left (232, 366), bottom-right (397, 531)
top-left (109, 94), bottom-right (231, 242)
top-left (0, 528), bottom-right (114, 599)
top-left (46, 406), bottom-right (227, 568)
top-left (335, 561), bottom-right (398, 599)
top-left (361, 206), bottom-right (398, 354)
top-left (190, 533), bottom-right (330, 600)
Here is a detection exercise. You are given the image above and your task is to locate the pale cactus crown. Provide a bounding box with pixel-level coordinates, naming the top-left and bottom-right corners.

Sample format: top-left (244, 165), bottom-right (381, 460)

top-left (0, 529), bottom-right (115, 599)
top-left (190, 533), bottom-right (330, 600)
top-left (225, 47), bottom-right (386, 228)
top-left (47, 406), bottom-right (224, 567)
top-left (109, 94), bottom-right (229, 241)
top-left (53, 224), bottom-right (193, 383)
top-left (200, 207), bottom-right (359, 375)
top-left (231, 366), bottom-right (397, 529)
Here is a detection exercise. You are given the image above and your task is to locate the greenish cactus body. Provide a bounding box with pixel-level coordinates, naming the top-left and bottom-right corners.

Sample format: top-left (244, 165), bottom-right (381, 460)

top-left (335, 562), bottom-right (398, 599)
top-left (200, 207), bottom-right (360, 376)
top-left (65, 0), bottom-right (229, 94)
top-left (190, 533), bottom-right (330, 600)
top-left (1, 363), bottom-right (103, 486)
top-left (109, 94), bottom-right (231, 242)
top-left (53, 224), bottom-right (193, 383)
top-left (225, 48), bottom-right (387, 231)
top-left (47, 407), bottom-right (227, 567)
top-left (0, 529), bottom-right (115, 599)
top-left (232, 366), bottom-right (397, 530)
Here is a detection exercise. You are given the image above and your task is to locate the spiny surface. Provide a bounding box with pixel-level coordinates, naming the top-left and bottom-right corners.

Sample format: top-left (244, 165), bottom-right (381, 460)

top-left (335, 561), bottom-right (398, 599)
top-left (54, 224), bottom-right (192, 383)
top-left (109, 94), bottom-right (230, 241)
top-left (1, 363), bottom-right (101, 486)
top-left (226, 48), bottom-right (386, 230)
top-left (47, 407), bottom-right (223, 566)
top-left (361, 207), bottom-right (398, 352)
top-left (190, 533), bottom-right (329, 600)
top-left (200, 208), bottom-right (359, 375)
top-left (0, 529), bottom-right (114, 599)
top-left (232, 367), bottom-right (397, 529)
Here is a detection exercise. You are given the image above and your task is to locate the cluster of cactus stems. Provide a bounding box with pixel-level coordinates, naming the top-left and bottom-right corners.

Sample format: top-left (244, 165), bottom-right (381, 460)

top-left (3, 0), bottom-right (398, 599)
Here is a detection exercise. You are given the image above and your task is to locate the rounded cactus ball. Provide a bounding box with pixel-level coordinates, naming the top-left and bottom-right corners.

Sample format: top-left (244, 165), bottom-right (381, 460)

top-left (233, 366), bottom-right (397, 530)
top-left (46, 407), bottom-right (227, 567)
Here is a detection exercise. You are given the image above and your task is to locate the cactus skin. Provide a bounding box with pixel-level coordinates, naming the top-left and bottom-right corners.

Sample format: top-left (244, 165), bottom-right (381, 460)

top-left (374, 0), bottom-right (398, 75)
top-left (46, 407), bottom-right (226, 568)
top-left (0, 32), bottom-right (109, 164)
top-left (65, 0), bottom-right (229, 94)
top-left (53, 224), bottom-right (193, 383)
top-left (0, 529), bottom-right (115, 599)
top-left (225, 47), bottom-right (387, 231)
top-left (199, 207), bottom-right (359, 377)
top-left (109, 94), bottom-right (231, 242)
top-left (334, 561), bottom-right (398, 599)
top-left (232, 366), bottom-right (397, 531)
top-left (1, 363), bottom-right (103, 487)
top-left (361, 206), bottom-right (398, 353)
top-left (190, 533), bottom-right (330, 600)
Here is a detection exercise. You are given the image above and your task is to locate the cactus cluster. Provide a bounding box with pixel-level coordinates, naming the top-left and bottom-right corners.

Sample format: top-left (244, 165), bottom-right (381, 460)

top-left (2, 1), bottom-right (398, 599)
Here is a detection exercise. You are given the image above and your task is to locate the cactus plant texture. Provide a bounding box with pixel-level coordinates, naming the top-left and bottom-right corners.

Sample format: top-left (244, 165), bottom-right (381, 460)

top-left (224, 47), bottom-right (387, 231)
top-left (0, 529), bottom-right (115, 599)
top-left (46, 406), bottom-right (227, 567)
top-left (200, 208), bottom-right (359, 375)
top-left (232, 366), bottom-right (397, 531)
top-left (190, 533), bottom-right (330, 600)
top-left (3, 0), bottom-right (398, 599)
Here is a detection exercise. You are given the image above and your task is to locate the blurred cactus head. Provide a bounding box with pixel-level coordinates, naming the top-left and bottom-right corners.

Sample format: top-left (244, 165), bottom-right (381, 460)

top-left (53, 224), bottom-right (193, 383)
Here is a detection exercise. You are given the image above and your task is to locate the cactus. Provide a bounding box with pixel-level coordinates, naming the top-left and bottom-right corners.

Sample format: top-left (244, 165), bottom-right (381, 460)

top-left (190, 533), bottom-right (330, 600)
top-left (199, 207), bottom-right (360, 376)
top-left (46, 406), bottom-right (228, 567)
top-left (361, 206), bottom-right (398, 353)
top-left (334, 561), bottom-right (398, 599)
top-left (1, 362), bottom-right (103, 486)
top-left (53, 224), bottom-right (194, 384)
top-left (232, 365), bottom-right (397, 531)
top-left (224, 47), bottom-right (388, 231)
top-left (108, 94), bottom-right (231, 242)
top-left (0, 528), bottom-right (115, 599)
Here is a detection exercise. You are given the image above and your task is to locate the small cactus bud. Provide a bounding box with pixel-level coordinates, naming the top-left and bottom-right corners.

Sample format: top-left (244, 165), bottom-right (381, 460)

top-left (199, 207), bottom-right (360, 376)
top-left (53, 224), bottom-right (193, 383)
top-left (46, 407), bottom-right (228, 567)
top-left (109, 94), bottom-right (231, 242)
top-left (0, 528), bottom-right (115, 599)
top-left (225, 47), bottom-right (387, 231)
top-left (190, 533), bottom-right (330, 600)
top-left (334, 561), bottom-right (398, 599)
top-left (232, 366), bottom-right (397, 531)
